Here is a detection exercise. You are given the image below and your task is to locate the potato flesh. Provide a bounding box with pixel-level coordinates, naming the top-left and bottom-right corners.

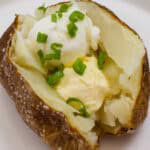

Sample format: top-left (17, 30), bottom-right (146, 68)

top-left (103, 58), bottom-right (121, 96)
top-left (119, 64), bottom-right (142, 99)
top-left (16, 65), bottom-right (97, 144)
top-left (101, 96), bottom-right (134, 127)
top-left (14, 31), bottom-right (45, 74)
top-left (78, 1), bottom-right (145, 76)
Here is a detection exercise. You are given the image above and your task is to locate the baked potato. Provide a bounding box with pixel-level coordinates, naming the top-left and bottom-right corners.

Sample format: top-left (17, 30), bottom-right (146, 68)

top-left (0, 0), bottom-right (149, 150)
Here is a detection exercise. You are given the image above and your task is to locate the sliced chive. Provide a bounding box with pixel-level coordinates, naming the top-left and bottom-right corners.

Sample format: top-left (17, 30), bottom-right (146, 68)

top-left (57, 11), bottom-right (63, 18)
top-left (59, 3), bottom-right (72, 13)
top-left (37, 32), bottom-right (48, 43)
top-left (44, 49), bottom-right (61, 60)
top-left (38, 5), bottom-right (47, 13)
top-left (37, 49), bottom-right (44, 58)
top-left (37, 49), bottom-right (45, 64)
top-left (67, 97), bottom-right (85, 111)
top-left (98, 51), bottom-right (106, 70)
top-left (51, 13), bottom-right (57, 22)
top-left (48, 70), bottom-right (64, 86)
top-left (57, 64), bottom-right (65, 71)
top-left (73, 58), bottom-right (86, 75)
top-left (44, 53), bottom-right (53, 60)
top-left (69, 11), bottom-right (85, 23)
top-left (67, 22), bottom-right (78, 38)
top-left (44, 43), bottom-right (63, 60)
top-left (51, 42), bottom-right (63, 50)
top-left (66, 97), bottom-right (89, 118)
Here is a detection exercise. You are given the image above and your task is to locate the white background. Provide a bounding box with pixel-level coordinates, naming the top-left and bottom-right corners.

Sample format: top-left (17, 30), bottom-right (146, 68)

top-left (0, 0), bottom-right (150, 150)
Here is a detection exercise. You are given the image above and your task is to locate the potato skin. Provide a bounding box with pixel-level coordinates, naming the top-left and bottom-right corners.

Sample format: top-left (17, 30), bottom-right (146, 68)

top-left (131, 54), bottom-right (150, 128)
top-left (0, 17), bottom-right (99, 150)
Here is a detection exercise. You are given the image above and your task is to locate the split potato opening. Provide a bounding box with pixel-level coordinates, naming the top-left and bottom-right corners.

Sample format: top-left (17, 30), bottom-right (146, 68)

top-left (9, 0), bottom-right (147, 147)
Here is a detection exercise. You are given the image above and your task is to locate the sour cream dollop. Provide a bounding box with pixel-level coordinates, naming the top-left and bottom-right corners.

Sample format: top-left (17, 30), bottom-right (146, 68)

top-left (28, 3), bottom-right (100, 65)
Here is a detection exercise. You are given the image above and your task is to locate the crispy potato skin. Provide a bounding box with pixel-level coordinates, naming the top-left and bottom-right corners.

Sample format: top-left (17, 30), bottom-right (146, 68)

top-left (0, 17), bottom-right (99, 150)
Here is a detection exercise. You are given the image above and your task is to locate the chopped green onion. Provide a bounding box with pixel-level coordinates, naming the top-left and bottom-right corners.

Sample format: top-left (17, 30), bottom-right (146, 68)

top-left (69, 11), bottom-right (85, 23)
top-left (73, 58), bottom-right (86, 75)
top-left (98, 51), bottom-right (106, 70)
top-left (37, 49), bottom-right (44, 58)
top-left (37, 32), bottom-right (48, 43)
top-left (59, 3), bottom-right (72, 13)
top-left (66, 97), bottom-right (89, 118)
top-left (45, 49), bottom-right (61, 60)
top-left (48, 70), bottom-right (64, 86)
top-left (38, 5), bottom-right (47, 13)
top-left (67, 22), bottom-right (78, 38)
top-left (57, 11), bottom-right (63, 18)
top-left (44, 43), bottom-right (63, 60)
top-left (57, 64), bottom-right (65, 71)
top-left (51, 42), bottom-right (63, 50)
top-left (56, 11), bottom-right (63, 18)
top-left (37, 49), bottom-right (45, 64)
top-left (51, 13), bottom-right (57, 22)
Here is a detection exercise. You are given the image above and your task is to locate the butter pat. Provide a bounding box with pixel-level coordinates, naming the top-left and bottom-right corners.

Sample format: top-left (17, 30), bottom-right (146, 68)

top-left (57, 57), bottom-right (110, 113)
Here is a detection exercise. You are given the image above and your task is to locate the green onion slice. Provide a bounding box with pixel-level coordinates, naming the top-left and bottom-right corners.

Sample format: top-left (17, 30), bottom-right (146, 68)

top-left (57, 64), bottom-right (65, 71)
top-left (45, 42), bottom-right (63, 60)
top-left (38, 5), bottom-right (47, 13)
top-left (73, 58), bottom-right (86, 75)
top-left (51, 42), bottom-right (63, 50)
top-left (57, 11), bottom-right (63, 18)
top-left (66, 97), bottom-right (89, 118)
top-left (37, 49), bottom-right (45, 64)
top-left (59, 3), bottom-right (72, 13)
top-left (45, 49), bottom-right (61, 60)
top-left (67, 22), bottom-right (78, 38)
top-left (48, 70), bottom-right (64, 86)
top-left (69, 10), bottom-right (85, 23)
top-left (98, 51), bottom-right (107, 70)
top-left (51, 13), bottom-right (57, 22)
top-left (37, 32), bottom-right (48, 43)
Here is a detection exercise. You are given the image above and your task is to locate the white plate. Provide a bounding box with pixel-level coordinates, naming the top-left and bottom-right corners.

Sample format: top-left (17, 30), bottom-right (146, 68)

top-left (0, 0), bottom-right (149, 150)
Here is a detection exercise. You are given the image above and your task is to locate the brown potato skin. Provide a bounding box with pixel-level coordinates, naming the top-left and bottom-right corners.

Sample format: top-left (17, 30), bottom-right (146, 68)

top-left (0, 17), bottom-right (99, 150)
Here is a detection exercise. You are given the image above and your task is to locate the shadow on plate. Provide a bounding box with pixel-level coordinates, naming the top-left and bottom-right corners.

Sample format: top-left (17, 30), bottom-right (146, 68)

top-left (125, 0), bottom-right (150, 13)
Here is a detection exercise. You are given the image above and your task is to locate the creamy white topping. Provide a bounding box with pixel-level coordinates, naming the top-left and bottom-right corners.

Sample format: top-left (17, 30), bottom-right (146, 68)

top-left (27, 3), bottom-right (100, 65)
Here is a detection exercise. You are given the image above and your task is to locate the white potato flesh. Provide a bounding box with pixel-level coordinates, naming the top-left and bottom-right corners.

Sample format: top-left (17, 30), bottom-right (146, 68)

top-left (103, 58), bottom-right (121, 96)
top-left (119, 64), bottom-right (143, 99)
top-left (100, 96), bottom-right (134, 126)
top-left (14, 32), bottom-right (45, 74)
top-left (79, 1), bottom-right (145, 76)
